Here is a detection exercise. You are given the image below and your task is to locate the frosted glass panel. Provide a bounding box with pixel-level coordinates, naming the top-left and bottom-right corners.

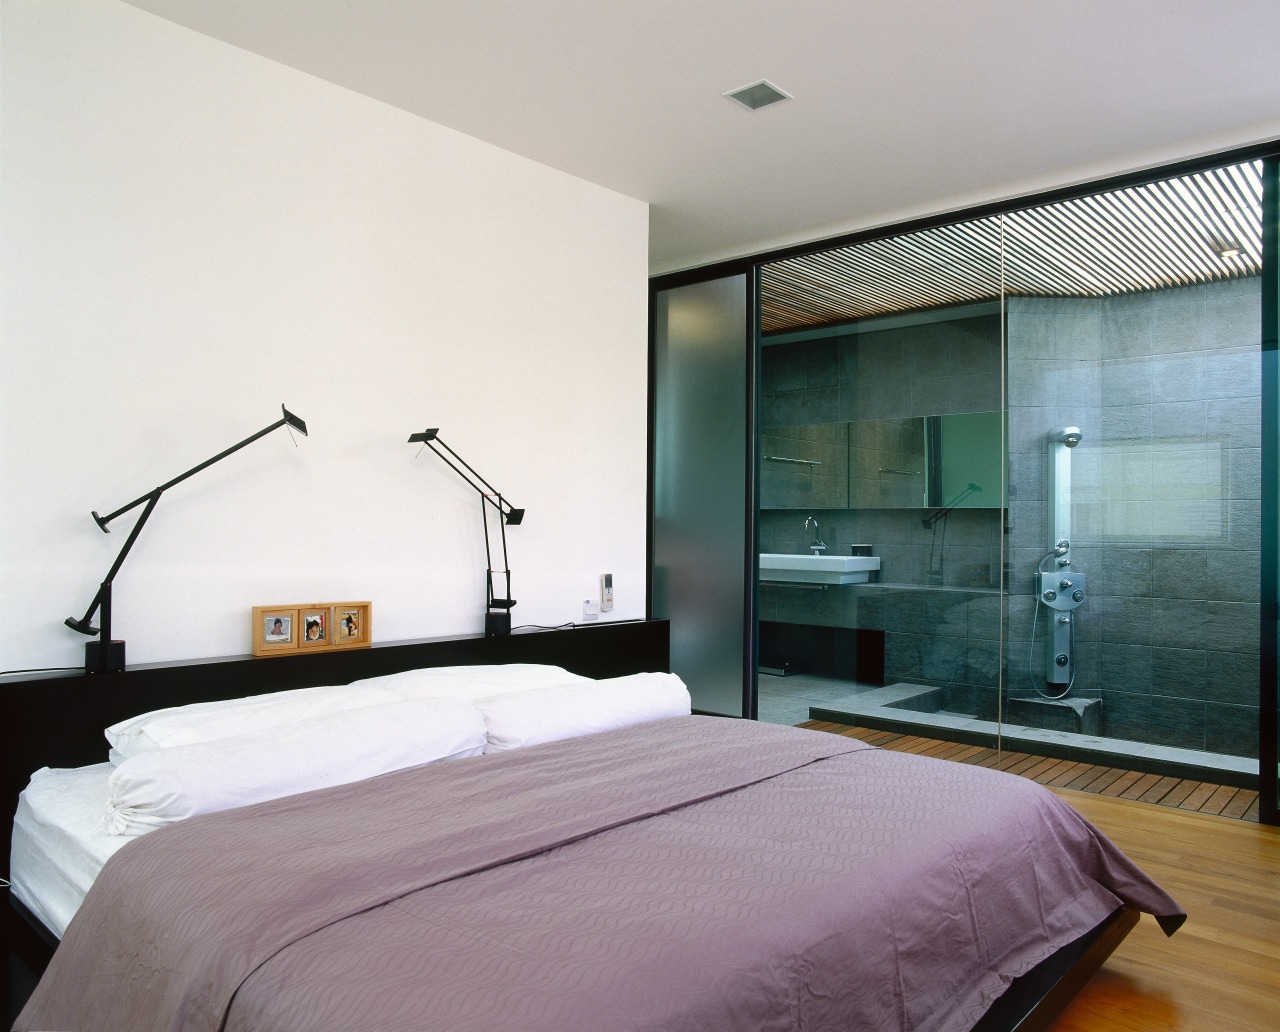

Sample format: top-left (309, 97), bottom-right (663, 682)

top-left (652, 276), bottom-right (749, 716)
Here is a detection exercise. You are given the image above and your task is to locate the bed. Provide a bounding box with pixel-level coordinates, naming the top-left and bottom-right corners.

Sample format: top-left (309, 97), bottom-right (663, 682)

top-left (7, 642), bottom-right (1183, 1032)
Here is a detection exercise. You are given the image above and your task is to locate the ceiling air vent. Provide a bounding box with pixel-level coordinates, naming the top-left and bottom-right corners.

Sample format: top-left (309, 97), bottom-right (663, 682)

top-left (724, 79), bottom-right (791, 110)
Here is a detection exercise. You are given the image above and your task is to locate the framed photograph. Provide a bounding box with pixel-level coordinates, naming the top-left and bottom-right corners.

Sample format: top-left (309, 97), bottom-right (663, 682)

top-left (252, 601), bottom-right (372, 657)
top-left (331, 602), bottom-right (371, 651)
top-left (298, 608), bottom-right (330, 650)
top-left (251, 606), bottom-right (300, 657)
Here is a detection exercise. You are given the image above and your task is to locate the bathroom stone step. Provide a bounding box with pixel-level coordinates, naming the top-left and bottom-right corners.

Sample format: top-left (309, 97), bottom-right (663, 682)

top-left (1006, 695), bottom-right (1102, 736)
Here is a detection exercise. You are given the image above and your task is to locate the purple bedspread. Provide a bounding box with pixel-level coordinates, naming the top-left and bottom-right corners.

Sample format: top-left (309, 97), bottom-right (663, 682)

top-left (16, 716), bottom-right (1183, 1032)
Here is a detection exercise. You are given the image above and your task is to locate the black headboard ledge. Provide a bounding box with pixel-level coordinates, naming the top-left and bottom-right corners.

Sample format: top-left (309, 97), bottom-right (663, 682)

top-left (1, 619), bottom-right (670, 877)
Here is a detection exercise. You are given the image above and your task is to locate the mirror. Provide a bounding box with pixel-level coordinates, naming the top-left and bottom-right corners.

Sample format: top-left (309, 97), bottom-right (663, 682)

top-left (761, 411), bottom-right (1004, 510)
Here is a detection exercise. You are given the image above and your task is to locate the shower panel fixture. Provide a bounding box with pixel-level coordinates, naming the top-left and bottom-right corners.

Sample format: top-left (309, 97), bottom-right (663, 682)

top-left (1035, 427), bottom-right (1087, 696)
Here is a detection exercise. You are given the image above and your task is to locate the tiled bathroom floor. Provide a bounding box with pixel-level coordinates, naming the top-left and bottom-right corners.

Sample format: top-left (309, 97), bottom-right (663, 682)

top-left (756, 671), bottom-right (883, 726)
top-left (757, 672), bottom-right (1257, 785)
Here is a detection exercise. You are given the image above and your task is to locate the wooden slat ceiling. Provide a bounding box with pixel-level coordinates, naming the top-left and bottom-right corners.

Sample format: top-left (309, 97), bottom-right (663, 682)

top-left (760, 161), bottom-right (1263, 335)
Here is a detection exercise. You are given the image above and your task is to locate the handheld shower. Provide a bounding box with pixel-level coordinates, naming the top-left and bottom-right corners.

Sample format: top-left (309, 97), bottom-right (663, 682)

top-left (1038, 428), bottom-right (1086, 697)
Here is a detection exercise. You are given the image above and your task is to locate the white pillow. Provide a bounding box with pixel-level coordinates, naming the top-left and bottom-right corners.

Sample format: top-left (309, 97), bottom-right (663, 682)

top-left (476, 672), bottom-right (691, 753)
top-left (348, 663), bottom-right (590, 702)
top-left (105, 682), bottom-right (404, 762)
top-left (104, 696), bottom-right (486, 836)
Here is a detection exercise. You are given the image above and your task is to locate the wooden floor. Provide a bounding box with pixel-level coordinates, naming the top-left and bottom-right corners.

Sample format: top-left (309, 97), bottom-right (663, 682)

top-left (798, 720), bottom-right (1262, 821)
top-left (802, 719), bottom-right (1280, 1032)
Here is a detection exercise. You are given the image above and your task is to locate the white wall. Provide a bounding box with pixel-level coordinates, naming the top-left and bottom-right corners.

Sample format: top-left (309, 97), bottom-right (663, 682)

top-left (0, 0), bottom-right (650, 670)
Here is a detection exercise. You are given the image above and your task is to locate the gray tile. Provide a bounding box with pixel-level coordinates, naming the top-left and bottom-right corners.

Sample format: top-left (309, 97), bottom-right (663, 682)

top-left (768, 348), bottom-right (807, 393)
top-left (1207, 396), bottom-right (1261, 448)
top-left (1151, 352), bottom-right (1211, 403)
top-left (853, 590), bottom-right (884, 630)
top-left (1150, 297), bottom-right (1206, 355)
top-left (1100, 689), bottom-right (1151, 742)
top-left (806, 340), bottom-right (841, 389)
top-left (1100, 643), bottom-right (1152, 693)
top-left (1204, 702), bottom-right (1256, 759)
top-left (1152, 548), bottom-right (1207, 599)
top-left (962, 639), bottom-right (1001, 689)
top-left (1202, 349), bottom-right (1260, 401)
top-left (757, 693), bottom-right (819, 726)
top-left (1227, 497), bottom-right (1261, 550)
top-left (1151, 400), bottom-right (1207, 440)
top-left (920, 636), bottom-right (970, 684)
top-left (1099, 595), bottom-right (1154, 645)
top-left (1007, 359), bottom-right (1045, 408)
top-left (1205, 283), bottom-right (1261, 351)
top-left (883, 631), bottom-right (925, 684)
top-left (1150, 598), bottom-right (1207, 649)
top-left (1098, 548), bottom-right (1152, 597)
top-left (1205, 548), bottom-right (1258, 603)
top-left (1101, 295), bottom-right (1152, 358)
top-left (1227, 447), bottom-right (1261, 502)
top-left (1204, 650), bottom-right (1258, 707)
top-left (1147, 695), bottom-right (1206, 751)
top-left (1150, 647), bottom-right (1207, 701)
top-left (1064, 639), bottom-right (1101, 691)
top-left (1101, 404), bottom-right (1152, 440)
top-left (1201, 601), bottom-right (1259, 653)
top-left (1101, 359), bottom-right (1152, 407)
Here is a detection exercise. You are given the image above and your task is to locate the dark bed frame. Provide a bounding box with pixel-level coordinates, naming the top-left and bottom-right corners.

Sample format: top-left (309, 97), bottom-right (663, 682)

top-left (1, 617), bottom-right (1137, 1030)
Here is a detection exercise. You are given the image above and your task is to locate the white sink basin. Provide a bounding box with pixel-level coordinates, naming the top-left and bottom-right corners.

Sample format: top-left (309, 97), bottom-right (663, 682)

top-left (760, 553), bottom-right (881, 584)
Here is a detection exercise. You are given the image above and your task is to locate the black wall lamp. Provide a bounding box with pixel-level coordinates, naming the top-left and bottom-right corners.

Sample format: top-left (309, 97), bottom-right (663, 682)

top-left (65, 404), bottom-right (308, 672)
top-left (408, 428), bottom-right (523, 637)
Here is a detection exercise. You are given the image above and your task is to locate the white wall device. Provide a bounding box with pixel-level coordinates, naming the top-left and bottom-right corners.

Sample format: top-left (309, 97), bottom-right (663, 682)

top-left (600, 573), bottom-right (614, 611)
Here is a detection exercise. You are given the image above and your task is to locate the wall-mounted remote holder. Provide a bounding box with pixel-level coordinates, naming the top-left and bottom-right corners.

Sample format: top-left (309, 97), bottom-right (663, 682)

top-left (600, 573), bottom-right (614, 611)
top-left (582, 599), bottom-right (599, 622)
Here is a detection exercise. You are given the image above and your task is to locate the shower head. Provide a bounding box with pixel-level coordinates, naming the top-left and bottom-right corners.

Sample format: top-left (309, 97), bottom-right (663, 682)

top-left (1050, 427), bottom-right (1082, 448)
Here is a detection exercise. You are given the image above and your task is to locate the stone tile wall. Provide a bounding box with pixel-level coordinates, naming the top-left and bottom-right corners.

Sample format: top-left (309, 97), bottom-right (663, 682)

top-left (759, 279), bottom-right (1261, 758)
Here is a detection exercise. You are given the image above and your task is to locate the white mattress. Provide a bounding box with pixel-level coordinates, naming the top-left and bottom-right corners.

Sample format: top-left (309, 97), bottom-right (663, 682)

top-left (11, 763), bottom-right (129, 939)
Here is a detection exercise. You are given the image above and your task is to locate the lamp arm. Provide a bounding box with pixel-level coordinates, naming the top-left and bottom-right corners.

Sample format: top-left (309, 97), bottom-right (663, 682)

top-left (409, 431), bottom-right (522, 523)
top-left (65, 490), bottom-right (161, 635)
top-left (430, 437), bottom-right (504, 503)
top-left (407, 428), bottom-right (521, 635)
top-left (94, 405), bottom-right (307, 530)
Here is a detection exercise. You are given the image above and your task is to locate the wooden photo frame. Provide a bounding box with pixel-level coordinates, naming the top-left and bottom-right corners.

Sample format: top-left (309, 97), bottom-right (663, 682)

top-left (332, 602), bottom-right (371, 650)
top-left (252, 601), bottom-right (372, 658)
top-left (298, 608), bottom-right (330, 650)
top-left (251, 606), bottom-right (300, 657)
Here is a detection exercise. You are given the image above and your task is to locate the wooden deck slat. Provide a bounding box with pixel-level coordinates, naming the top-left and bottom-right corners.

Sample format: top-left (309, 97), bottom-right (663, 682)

top-left (1155, 779), bottom-right (1200, 808)
top-left (1042, 760), bottom-right (1090, 787)
top-left (798, 720), bottom-right (1260, 823)
top-left (1065, 766), bottom-right (1124, 793)
top-left (1099, 769), bottom-right (1146, 798)
top-left (1137, 774), bottom-right (1183, 805)
top-left (1177, 781), bottom-right (1223, 812)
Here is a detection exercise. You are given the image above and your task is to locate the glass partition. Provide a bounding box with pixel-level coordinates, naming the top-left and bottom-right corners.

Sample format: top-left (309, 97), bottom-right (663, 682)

top-left (652, 275), bottom-right (752, 717)
top-left (753, 158), bottom-right (1270, 813)
top-left (755, 243), bottom-right (1005, 727)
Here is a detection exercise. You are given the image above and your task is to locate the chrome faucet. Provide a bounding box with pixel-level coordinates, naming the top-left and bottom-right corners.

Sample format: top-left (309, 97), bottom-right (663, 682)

top-left (805, 516), bottom-right (828, 554)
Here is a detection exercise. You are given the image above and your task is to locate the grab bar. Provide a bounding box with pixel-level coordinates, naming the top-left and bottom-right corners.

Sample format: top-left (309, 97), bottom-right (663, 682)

top-left (879, 468), bottom-right (920, 476)
top-left (766, 455), bottom-right (821, 467)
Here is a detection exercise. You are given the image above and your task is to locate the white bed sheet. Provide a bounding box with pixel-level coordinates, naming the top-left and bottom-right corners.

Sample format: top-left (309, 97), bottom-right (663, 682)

top-left (11, 667), bottom-right (685, 940)
top-left (11, 763), bottom-right (130, 939)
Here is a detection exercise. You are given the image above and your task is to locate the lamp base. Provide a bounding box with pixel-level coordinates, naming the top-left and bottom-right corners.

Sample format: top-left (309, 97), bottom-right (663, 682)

top-left (86, 639), bottom-right (125, 673)
top-left (484, 612), bottom-right (511, 637)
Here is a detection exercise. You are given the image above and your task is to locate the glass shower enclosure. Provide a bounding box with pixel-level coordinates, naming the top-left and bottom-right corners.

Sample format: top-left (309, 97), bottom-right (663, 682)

top-left (754, 158), bottom-right (1270, 797)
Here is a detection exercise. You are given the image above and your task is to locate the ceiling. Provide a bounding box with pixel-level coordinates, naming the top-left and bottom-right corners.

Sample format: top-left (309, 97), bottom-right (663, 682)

top-left (122, 1), bottom-right (1280, 275)
top-left (761, 160), bottom-right (1263, 333)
